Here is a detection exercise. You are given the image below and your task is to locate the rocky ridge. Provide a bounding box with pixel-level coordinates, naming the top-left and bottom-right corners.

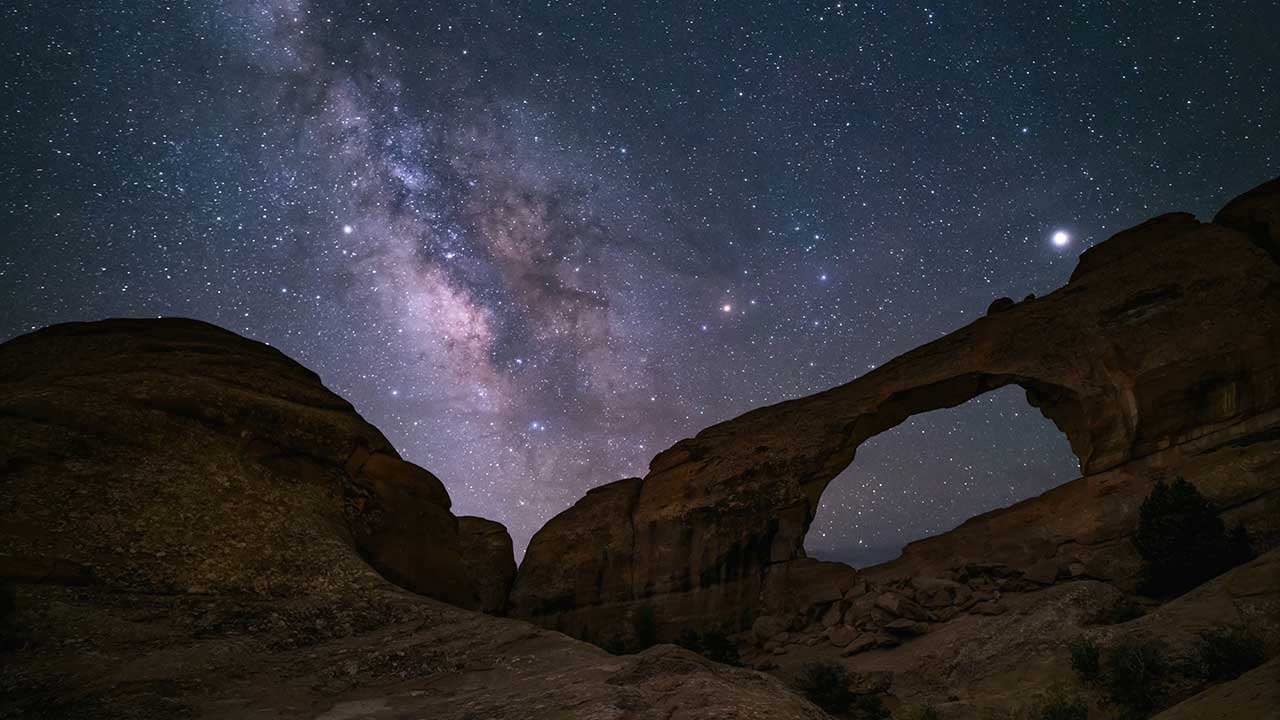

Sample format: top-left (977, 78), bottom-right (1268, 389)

top-left (0, 319), bottom-right (828, 719)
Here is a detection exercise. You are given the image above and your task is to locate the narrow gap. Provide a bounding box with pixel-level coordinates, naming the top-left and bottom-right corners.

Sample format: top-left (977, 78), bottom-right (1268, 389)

top-left (805, 385), bottom-right (1080, 567)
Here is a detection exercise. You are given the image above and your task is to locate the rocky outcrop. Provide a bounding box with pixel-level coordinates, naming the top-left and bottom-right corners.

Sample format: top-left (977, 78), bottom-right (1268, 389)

top-left (0, 318), bottom-right (480, 606)
top-left (458, 516), bottom-right (517, 614)
top-left (510, 178), bottom-right (1280, 644)
top-left (0, 319), bottom-right (827, 719)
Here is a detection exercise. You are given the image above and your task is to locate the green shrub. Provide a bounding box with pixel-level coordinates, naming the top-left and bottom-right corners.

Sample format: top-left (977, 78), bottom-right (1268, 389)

top-left (1104, 640), bottom-right (1167, 716)
top-left (794, 661), bottom-right (856, 714)
top-left (1134, 478), bottom-right (1253, 596)
top-left (1069, 636), bottom-right (1101, 682)
top-left (1036, 690), bottom-right (1088, 720)
top-left (1190, 625), bottom-right (1265, 681)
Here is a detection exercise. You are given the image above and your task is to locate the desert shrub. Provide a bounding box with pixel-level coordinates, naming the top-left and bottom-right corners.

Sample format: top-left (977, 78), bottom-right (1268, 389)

top-left (700, 631), bottom-right (742, 666)
top-left (673, 628), bottom-right (741, 665)
top-left (794, 661), bottom-right (856, 714)
top-left (600, 637), bottom-right (629, 655)
top-left (1035, 690), bottom-right (1088, 720)
top-left (1104, 640), bottom-right (1168, 716)
top-left (1134, 478), bottom-right (1253, 596)
top-left (1093, 597), bottom-right (1145, 625)
top-left (1069, 636), bottom-right (1101, 682)
top-left (848, 693), bottom-right (891, 720)
top-left (632, 605), bottom-right (657, 649)
top-left (1189, 625), bottom-right (1265, 681)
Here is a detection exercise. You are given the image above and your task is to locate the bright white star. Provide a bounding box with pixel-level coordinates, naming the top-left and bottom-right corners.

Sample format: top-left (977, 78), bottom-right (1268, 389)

top-left (1052, 230), bottom-right (1070, 247)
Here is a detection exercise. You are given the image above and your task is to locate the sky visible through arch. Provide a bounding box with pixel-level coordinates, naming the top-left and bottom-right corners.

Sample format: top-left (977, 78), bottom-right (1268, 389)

top-left (805, 386), bottom-right (1079, 567)
top-left (1, 1), bottom-right (1276, 560)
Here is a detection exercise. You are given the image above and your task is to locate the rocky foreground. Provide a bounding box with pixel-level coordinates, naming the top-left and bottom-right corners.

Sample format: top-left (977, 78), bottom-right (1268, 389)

top-left (2, 178), bottom-right (1279, 719)
top-left (0, 318), bottom-right (825, 718)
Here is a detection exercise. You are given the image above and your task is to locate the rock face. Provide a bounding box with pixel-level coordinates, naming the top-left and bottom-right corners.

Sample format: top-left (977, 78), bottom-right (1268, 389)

top-left (0, 318), bottom-right (483, 608)
top-left (0, 319), bottom-right (825, 719)
top-left (458, 516), bottom-right (517, 614)
top-left (509, 178), bottom-right (1280, 644)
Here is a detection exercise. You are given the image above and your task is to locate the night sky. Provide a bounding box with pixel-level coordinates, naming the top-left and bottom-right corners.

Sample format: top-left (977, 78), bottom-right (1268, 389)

top-left (3, 2), bottom-right (1276, 565)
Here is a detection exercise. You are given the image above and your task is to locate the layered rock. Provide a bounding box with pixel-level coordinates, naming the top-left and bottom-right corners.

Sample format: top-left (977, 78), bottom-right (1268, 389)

top-left (510, 178), bottom-right (1280, 644)
top-left (0, 319), bottom-right (825, 719)
top-left (0, 318), bottom-right (485, 606)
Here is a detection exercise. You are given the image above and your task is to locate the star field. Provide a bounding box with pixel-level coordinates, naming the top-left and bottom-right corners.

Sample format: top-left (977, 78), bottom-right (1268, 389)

top-left (2, 1), bottom-right (1277, 564)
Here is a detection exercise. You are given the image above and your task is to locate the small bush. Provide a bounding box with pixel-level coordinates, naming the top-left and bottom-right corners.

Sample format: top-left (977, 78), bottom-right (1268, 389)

top-left (849, 693), bottom-right (890, 720)
top-left (673, 628), bottom-right (742, 666)
top-left (1036, 690), bottom-right (1088, 720)
top-left (795, 661), bottom-right (856, 714)
top-left (1134, 478), bottom-right (1254, 596)
top-left (1069, 636), bottom-right (1101, 682)
top-left (1105, 640), bottom-right (1167, 716)
top-left (1190, 625), bottom-right (1265, 681)
top-left (1093, 597), bottom-right (1145, 625)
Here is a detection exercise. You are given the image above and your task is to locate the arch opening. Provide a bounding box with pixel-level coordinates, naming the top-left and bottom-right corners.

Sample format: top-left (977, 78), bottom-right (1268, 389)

top-left (803, 384), bottom-right (1081, 568)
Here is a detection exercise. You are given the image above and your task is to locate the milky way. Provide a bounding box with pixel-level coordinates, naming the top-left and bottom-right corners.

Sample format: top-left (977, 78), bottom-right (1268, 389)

top-left (3, 1), bottom-right (1277, 563)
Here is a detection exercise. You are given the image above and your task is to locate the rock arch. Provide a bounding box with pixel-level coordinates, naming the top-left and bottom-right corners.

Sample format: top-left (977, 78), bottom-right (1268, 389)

top-left (508, 178), bottom-right (1280, 645)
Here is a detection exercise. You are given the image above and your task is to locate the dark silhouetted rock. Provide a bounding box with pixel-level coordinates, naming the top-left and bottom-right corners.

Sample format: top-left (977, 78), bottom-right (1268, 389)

top-left (0, 319), bottom-right (826, 720)
top-left (459, 516), bottom-right (517, 614)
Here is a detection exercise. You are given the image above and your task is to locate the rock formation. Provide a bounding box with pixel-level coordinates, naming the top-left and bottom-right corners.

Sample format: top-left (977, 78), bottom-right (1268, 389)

top-left (509, 177), bottom-right (1280, 647)
top-left (0, 318), bottom-right (489, 609)
top-left (0, 318), bottom-right (828, 719)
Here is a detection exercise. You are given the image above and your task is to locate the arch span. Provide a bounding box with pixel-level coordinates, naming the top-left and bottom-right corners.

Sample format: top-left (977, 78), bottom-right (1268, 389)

top-left (509, 182), bottom-right (1280, 645)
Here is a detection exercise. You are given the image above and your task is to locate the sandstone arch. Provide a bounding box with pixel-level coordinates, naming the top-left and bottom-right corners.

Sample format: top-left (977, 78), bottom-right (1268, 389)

top-left (509, 178), bottom-right (1280, 645)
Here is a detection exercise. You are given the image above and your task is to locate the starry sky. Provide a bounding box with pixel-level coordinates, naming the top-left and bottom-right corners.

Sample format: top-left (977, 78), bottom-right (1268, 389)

top-left (2, 1), bottom-right (1277, 566)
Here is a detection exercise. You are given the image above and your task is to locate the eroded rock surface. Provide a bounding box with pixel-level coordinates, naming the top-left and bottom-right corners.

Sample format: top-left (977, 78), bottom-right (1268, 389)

top-left (0, 319), bottom-right (827, 719)
top-left (510, 178), bottom-right (1280, 645)
top-left (0, 318), bottom-right (478, 607)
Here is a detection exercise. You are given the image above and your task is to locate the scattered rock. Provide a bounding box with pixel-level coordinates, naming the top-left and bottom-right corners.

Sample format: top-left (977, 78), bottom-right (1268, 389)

top-left (752, 615), bottom-right (786, 644)
top-left (884, 619), bottom-right (929, 636)
top-left (828, 625), bottom-right (858, 648)
top-left (875, 592), bottom-right (935, 622)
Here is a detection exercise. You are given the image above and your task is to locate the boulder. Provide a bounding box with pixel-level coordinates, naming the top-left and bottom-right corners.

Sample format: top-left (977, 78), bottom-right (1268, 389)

top-left (910, 576), bottom-right (971, 607)
top-left (828, 625), bottom-right (858, 648)
top-left (875, 592), bottom-right (935, 622)
top-left (971, 600), bottom-right (1008, 616)
top-left (752, 615), bottom-right (787, 644)
top-left (884, 618), bottom-right (929, 636)
top-left (1023, 558), bottom-right (1060, 586)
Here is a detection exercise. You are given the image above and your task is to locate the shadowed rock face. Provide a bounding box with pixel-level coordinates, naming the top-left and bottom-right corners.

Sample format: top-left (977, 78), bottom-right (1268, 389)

top-left (509, 178), bottom-right (1280, 644)
top-left (0, 318), bottom-right (494, 608)
top-left (0, 319), bottom-right (828, 719)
